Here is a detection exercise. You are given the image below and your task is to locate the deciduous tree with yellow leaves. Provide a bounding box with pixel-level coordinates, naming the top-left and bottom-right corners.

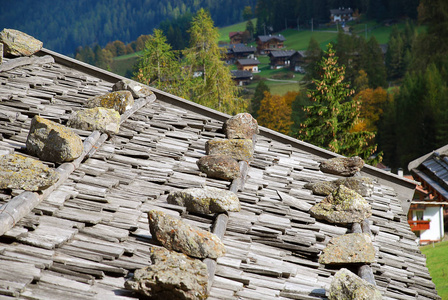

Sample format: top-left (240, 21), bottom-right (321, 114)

top-left (257, 91), bottom-right (298, 135)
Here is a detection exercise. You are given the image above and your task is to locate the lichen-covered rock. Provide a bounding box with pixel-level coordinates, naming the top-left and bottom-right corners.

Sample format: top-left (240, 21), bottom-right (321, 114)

top-left (0, 154), bottom-right (59, 191)
top-left (197, 154), bottom-right (240, 180)
top-left (67, 107), bottom-right (120, 134)
top-left (125, 247), bottom-right (208, 300)
top-left (112, 79), bottom-right (153, 99)
top-left (319, 233), bottom-right (375, 264)
top-left (205, 138), bottom-right (254, 161)
top-left (85, 91), bottom-right (134, 114)
top-left (148, 210), bottom-right (225, 259)
top-left (0, 29), bottom-right (43, 57)
top-left (26, 116), bottom-right (83, 163)
top-left (167, 186), bottom-right (240, 214)
top-left (223, 113), bottom-right (259, 139)
top-left (329, 268), bottom-right (382, 300)
top-left (310, 185), bottom-right (372, 224)
top-left (320, 156), bottom-right (365, 176)
top-left (305, 177), bottom-right (374, 197)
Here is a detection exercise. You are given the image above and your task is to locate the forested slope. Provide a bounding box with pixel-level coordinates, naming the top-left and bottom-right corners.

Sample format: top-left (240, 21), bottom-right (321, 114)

top-left (0, 0), bottom-right (256, 55)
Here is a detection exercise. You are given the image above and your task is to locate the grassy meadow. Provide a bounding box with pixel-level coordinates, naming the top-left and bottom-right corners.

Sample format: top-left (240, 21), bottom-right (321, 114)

top-left (420, 241), bottom-right (448, 299)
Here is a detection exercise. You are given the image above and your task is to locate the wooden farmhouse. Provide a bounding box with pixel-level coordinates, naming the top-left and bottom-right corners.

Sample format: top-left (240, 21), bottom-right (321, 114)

top-left (229, 31), bottom-right (245, 44)
top-left (330, 7), bottom-right (354, 23)
top-left (290, 50), bottom-right (307, 73)
top-left (256, 34), bottom-right (286, 54)
top-left (236, 58), bottom-right (260, 73)
top-left (268, 50), bottom-right (296, 69)
top-left (224, 43), bottom-right (256, 64)
top-left (408, 145), bottom-right (448, 245)
top-left (0, 30), bottom-right (442, 300)
top-left (230, 70), bottom-right (253, 86)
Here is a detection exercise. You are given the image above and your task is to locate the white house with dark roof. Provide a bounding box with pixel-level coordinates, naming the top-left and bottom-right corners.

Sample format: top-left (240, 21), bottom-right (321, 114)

top-left (408, 145), bottom-right (448, 244)
top-left (0, 30), bottom-right (442, 299)
top-left (330, 7), bottom-right (354, 23)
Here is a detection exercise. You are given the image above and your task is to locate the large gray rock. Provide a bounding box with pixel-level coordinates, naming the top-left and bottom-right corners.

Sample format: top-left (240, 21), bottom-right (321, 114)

top-left (125, 246), bottom-right (208, 300)
top-left (223, 113), bottom-right (259, 139)
top-left (67, 107), bottom-right (120, 134)
top-left (197, 154), bottom-right (240, 181)
top-left (329, 268), bottom-right (382, 300)
top-left (305, 177), bottom-right (374, 197)
top-left (167, 186), bottom-right (240, 214)
top-left (148, 210), bottom-right (225, 259)
top-left (205, 138), bottom-right (254, 161)
top-left (0, 154), bottom-right (59, 191)
top-left (26, 116), bottom-right (83, 163)
top-left (112, 79), bottom-right (153, 99)
top-left (310, 185), bottom-right (372, 224)
top-left (320, 156), bottom-right (365, 176)
top-left (319, 233), bottom-right (375, 264)
top-left (85, 91), bottom-right (134, 114)
top-left (0, 29), bottom-right (43, 57)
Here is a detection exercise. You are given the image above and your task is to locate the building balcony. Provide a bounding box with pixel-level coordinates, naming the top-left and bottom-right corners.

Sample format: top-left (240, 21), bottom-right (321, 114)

top-left (408, 220), bottom-right (430, 231)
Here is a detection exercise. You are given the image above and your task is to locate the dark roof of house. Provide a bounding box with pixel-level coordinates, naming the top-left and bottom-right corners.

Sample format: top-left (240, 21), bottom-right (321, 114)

top-left (229, 31), bottom-right (244, 39)
top-left (269, 50), bottom-right (297, 58)
top-left (409, 144), bottom-right (448, 201)
top-left (0, 45), bottom-right (441, 300)
top-left (330, 8), bottom-right (354, 15)
top-left (236, 58), bottom-right (260, 66)
top-left (230, 70), bottom-right (253, 79)
top-left (257, 35), bottom-right (286, 43)
top-left (227, 43), bottom-right (256, 54)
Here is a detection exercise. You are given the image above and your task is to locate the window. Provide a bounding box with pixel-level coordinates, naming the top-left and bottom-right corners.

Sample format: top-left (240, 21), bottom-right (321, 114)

top-left (414, 210), bottom-right (424, 221)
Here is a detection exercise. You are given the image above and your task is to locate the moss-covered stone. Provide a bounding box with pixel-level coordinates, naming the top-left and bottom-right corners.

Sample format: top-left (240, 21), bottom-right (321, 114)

top-left (329, 268), bottom-right (381, 300)
top-left (223, 113), bottom-right (259, 139)
top-left (0, 29), bottom-right (43, 57)
top-left (26, 116), bottom-right (83, 163)
top-left (305, 177), bottom-right (374, 197)
top-left (0, 153), bottom-right (59, 191)
top-left (196, 154), bottom-right (240, 180)
top-left (148, 210), bottom-right (225, 259)
top-left (67, 107), bottom-right (120, 134)
top-left (319, 233), bottom-right (375, 264)
top-left (125, 247), bottom-right (209, 300)
top-left (85, 91), bottom-right (134, 114)
top-left (309, 185), bottom-right (372, 224)
top-left (167, 186), bottom-right (240, 214)
top-left (205, 138), bottom-right (254, 161)
top-left (320, 156), bottom-right (365, 176)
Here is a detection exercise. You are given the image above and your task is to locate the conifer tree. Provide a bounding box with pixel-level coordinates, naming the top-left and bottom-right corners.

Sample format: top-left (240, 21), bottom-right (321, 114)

top-left (182, 9), bottom-right (245, 114)
top-left (298, 44), bottom-right (379, 163)
top-left (134, 29), bottom-right (183, 95)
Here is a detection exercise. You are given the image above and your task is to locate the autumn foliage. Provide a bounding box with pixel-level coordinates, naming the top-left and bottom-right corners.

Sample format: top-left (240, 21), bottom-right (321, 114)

top-left (257, 91), bottom-right (298, 135)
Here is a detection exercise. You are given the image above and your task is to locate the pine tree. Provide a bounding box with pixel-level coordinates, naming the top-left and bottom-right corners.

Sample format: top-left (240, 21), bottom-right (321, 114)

top-left (304, 37), bottom-right (323, 84)
top-left (298, 44), bottom-right (379, 163)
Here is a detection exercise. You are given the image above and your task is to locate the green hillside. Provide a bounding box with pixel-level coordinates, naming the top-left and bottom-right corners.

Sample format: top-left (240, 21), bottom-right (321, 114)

top-left (420, 241), bottom-right (448, 299)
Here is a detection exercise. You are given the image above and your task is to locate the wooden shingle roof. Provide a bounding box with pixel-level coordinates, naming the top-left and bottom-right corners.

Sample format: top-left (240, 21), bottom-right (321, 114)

top-left (0, 47), bottom-right (441, 299)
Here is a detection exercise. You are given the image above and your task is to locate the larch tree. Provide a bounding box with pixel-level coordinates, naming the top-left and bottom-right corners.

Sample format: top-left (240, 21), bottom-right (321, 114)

top-left (182, 8), bottom-right (245, 114)
top-left (298, 44), bottom-right (379, 163)
top-left (134, 29), bottom-right (182, 94)
top-left (257, 91), bottom-right (296, 135)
